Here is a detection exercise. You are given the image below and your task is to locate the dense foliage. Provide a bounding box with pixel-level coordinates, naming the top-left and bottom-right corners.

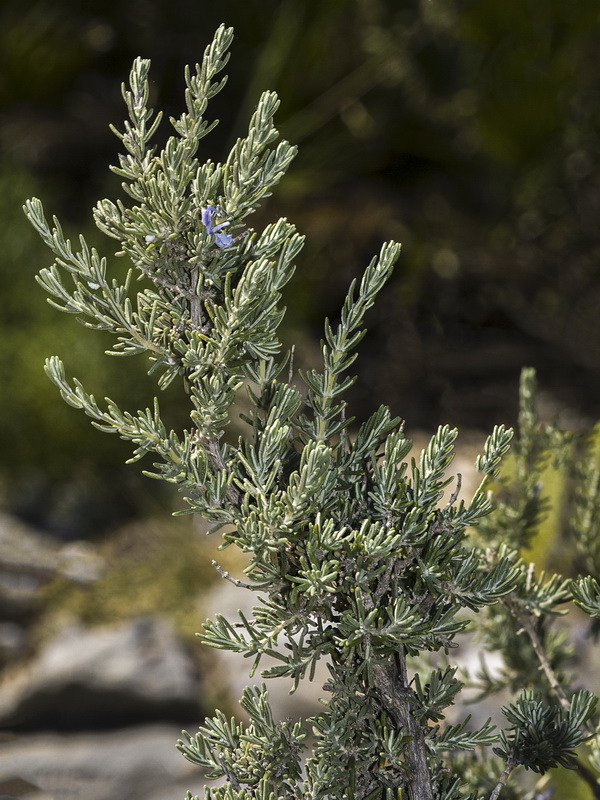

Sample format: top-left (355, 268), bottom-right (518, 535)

top-left (26, 26), bottom-right (600, 799)
top-left (4, 1), bottom-right (600, 537)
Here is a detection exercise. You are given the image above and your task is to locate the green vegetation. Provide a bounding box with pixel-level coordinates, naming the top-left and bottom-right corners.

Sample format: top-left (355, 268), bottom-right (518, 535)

top-left (26, 25), bottom-right (600, 799)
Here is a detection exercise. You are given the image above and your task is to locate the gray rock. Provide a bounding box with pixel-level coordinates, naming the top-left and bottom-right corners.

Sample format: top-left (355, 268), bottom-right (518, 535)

top-left (0, 617), bottom-right (201, 731)
top-left (0, 724), bottom-right (203, 800)
top-left (0, 514), bottom-right (105, 633)
top-left (0, 515), bottom-right (59, 627)
top-left (0, 623), bottom-right (27, 665)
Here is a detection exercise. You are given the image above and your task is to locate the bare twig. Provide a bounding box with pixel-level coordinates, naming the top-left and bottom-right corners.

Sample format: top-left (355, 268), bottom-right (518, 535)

top-left (204, 434), bottom-right (243, 507)
top-left (288, 344), bottom-right (295, 385)
top-left (190, 266), bottom-right (203, 329)
top-left (212, 559), bottom-right (254, 590)
top-left (444, 472), bottom-right (462, 511)
top-left (503, 596), bottom-right (569, 710)
top-left (489, 759), bottom-right (516, 800)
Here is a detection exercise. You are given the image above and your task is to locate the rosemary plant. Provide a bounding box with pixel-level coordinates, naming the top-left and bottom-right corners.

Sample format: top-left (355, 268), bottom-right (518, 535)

top-left (26, 24), bottom-right (600, 800)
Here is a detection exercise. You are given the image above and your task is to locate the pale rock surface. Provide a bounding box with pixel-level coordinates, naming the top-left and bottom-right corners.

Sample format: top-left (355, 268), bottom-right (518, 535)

top-left (0, 724), bottom-right (202, 800)
top-left (0, 617), bottom-right (201, 730)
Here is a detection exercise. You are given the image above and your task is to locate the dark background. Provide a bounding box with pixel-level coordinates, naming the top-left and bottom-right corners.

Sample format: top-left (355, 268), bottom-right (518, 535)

top-left (2, 0), bottom-right (600, 539)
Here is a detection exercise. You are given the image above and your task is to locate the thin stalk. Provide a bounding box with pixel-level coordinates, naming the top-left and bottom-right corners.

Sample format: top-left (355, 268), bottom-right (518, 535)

top-left (503, 596), bottom-right (569, 710)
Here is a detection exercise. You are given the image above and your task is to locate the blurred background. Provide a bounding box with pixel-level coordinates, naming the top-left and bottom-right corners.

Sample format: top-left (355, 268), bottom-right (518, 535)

top-left (1, 0), bottom-right (600, 798)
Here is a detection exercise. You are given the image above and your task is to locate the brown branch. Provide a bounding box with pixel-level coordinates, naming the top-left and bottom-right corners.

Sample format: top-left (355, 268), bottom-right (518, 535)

top-left (502, 596), bottom-right (569, 710)
top-left (444, 472), bottom-right (462, 511)
top-left (371, 650), bottom-right (435, 800)
top-left (489, 759), bottom-right (516, 800)
top-left (189, 266), bottom-right (203, 330)
top-left (575, 760), bottom-right (600, 800)
top-left (502, 596), bottom-right (600, 799)
top-left (203, 433), bottom-right (243, 507)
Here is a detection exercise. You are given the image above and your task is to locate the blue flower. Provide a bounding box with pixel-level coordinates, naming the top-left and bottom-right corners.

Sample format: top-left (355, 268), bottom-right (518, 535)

top-left (214, 230), bottom-right (234, 248)
top-left (201, 205), bottom-right (234, 248)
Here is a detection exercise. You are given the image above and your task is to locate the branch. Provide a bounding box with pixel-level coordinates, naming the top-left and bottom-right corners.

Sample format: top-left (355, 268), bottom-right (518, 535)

top-left (503, 595), bottom-right (569, 711)
top-left (203, 433), bottom-right (243, 507)
top-left (371, 650), bottom-right (435, 800)
top-left (575, 760), bottom-right (600, 800)
top-left (502, 598), bottom-right (600, 799)
top-left (212, 559), bottom-right (254, 590)
top-left (488, 758), bottom-right (516, 800)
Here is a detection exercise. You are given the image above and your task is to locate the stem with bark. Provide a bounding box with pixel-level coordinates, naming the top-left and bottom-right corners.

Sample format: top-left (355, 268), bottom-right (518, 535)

top-left (372, 649), bottom-right (434, 800)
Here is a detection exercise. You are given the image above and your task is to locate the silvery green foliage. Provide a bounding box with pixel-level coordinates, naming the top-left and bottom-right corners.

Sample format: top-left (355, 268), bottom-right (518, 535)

top-left (26, 25), bottom-right (600, 800)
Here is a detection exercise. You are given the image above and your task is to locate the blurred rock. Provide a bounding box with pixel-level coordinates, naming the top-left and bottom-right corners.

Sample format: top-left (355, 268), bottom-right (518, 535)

top-left (0, 514), bottom-right (59, 626)
top-left (56, 542), bottom-right (104, 585)
top-left (0, 617), bottom-right (201, 731)
top-left (0, 724), bottom-right (201, 800)
top-left (0, 514), bottom-right (105, 630)
top-left (0, 623), bottom-right (28, 665)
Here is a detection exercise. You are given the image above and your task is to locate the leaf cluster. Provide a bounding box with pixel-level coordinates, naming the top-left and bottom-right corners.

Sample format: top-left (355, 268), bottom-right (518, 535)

top-left (26, 25), bottom-right (600, 800)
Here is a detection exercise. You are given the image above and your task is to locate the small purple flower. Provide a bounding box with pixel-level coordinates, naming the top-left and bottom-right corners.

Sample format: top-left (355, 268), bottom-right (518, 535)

top-left (214, 230), bottom-right (234, 248)
top-left (201, 205), bottom-right (234, 248)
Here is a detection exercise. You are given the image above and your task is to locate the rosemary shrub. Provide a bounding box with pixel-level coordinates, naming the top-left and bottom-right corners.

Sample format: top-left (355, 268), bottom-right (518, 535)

top-left (26, 24), bottom-right (600, 800)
